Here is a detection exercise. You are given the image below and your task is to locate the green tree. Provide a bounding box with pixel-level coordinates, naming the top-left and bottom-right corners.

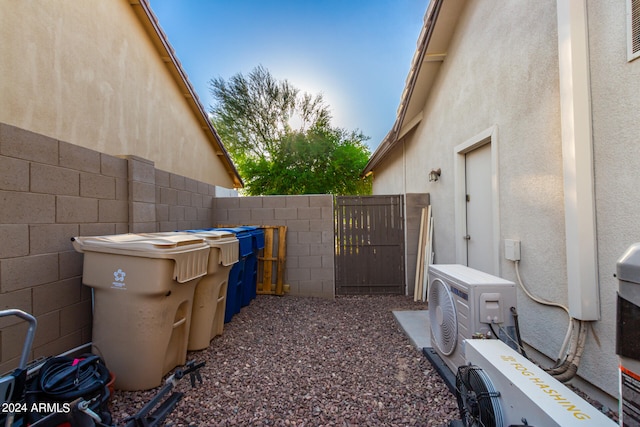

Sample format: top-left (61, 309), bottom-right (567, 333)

top-left (209, 65), bottom-right (372, 195)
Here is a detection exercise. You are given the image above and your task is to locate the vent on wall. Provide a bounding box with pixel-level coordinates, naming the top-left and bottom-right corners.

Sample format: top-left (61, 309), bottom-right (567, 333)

top-left (630, 0), bottom-right (640, 60)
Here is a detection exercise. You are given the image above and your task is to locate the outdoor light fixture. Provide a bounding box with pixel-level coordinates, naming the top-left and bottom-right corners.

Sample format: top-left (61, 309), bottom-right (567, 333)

top-left (429, 168), bottom-right (441, 182)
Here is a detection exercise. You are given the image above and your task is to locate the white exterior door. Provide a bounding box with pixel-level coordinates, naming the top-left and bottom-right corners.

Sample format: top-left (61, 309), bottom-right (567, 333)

top-left (465, 143), bottom-right (494, 273)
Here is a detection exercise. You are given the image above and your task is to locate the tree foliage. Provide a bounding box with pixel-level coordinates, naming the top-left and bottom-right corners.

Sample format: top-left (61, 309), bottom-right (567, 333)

top-left (209, 65), bottom-right (372, 195)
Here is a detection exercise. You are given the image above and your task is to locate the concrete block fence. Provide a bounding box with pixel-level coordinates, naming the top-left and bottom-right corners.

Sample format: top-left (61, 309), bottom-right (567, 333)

top-left (214, 195), bottom-right (335, 299)
top-left (0, 124), bottom-right (223, 373)
top-left (0, 124), bottom-right (338, 374)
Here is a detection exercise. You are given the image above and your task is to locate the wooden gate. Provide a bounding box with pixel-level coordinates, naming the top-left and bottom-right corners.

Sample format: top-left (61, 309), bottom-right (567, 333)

top-left (335, 195), bottom-right (405, 295)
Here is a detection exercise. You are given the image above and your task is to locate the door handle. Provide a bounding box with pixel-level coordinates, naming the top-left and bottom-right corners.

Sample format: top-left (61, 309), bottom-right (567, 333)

top-left (463, 235), bottom-right (471, 240)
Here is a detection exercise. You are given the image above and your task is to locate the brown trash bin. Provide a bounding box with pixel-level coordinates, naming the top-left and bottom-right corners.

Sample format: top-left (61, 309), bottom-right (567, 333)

top-left (72, 233), bottom-right (209, 391)
top-left (185, 230), bottom-right (239, 349)
top-left (144, 231), bottom-right (239, 350)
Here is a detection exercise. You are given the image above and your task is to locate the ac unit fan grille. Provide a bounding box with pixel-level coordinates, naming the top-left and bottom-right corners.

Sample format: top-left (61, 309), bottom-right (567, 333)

top-left (429, 278), bottom-right (458, 356)
top-left (456, 365), bottom-right (504, 427)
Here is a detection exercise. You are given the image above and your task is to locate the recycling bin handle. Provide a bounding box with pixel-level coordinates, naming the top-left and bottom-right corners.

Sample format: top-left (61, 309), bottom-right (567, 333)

top-left (173, 317), bottom-right (186, 329)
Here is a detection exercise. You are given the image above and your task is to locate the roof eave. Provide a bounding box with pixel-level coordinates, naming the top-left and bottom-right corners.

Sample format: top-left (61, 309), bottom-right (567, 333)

top-left (129, 0), bottom-right (244, 188)
top-left (362, 0), bottom-right (444, 176)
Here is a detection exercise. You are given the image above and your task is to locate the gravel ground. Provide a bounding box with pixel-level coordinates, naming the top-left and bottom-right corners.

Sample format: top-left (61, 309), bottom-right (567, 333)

top-left (109, 295), bottom-right (459, 426)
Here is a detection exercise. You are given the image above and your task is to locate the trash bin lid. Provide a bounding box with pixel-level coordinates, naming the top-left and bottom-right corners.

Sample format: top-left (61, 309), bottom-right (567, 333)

top-left (212, 228), bottom-right (253, 257)
top-left (617, 243), bottom-right (640, 284)
top-left (71, 233), bottom-right (210, 283)
top-left (145, 231), bottom-right (234, 241)
top-left (182, 229), bottom-right (235, 240)
top-left (180, 230), bottom-right (240, 266)
top-left (72, 233), bottom-right (207, 252)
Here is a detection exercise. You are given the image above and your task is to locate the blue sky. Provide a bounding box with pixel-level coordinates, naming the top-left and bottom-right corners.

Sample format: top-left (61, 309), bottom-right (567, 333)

top-left (149, 1), bottom-right (427, 150)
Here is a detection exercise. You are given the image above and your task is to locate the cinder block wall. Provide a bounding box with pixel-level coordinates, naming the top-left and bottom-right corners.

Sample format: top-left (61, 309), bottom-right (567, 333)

top-left (0, 124), bottom-right (129, 374)
top-left (0, 124), bottom-right (220, 373)
top-left (154, 161), bottom-right (219, 233)
top-left (214, 195), bottom-right (335, 298)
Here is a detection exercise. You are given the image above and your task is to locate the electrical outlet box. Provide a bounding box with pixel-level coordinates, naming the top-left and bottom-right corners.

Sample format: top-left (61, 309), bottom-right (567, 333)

top-left (505, 239), bottom-right (521, 261)
top-left (479, 292), bottom-right (504, 324)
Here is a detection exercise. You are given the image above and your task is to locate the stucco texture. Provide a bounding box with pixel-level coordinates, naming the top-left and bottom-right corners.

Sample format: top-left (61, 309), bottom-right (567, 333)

top-left (0, 1), bottom-right (235, 188)
top-left (587, 0), bottom-right (640, 398)
top-left (372, 0), bottom-right (640, 399)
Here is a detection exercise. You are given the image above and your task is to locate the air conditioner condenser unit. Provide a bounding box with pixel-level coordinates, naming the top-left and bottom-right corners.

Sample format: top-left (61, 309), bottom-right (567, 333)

top-left (459, 339), bottom-right (616, 427)
top-left (428, 264), bottom-right (518, 375)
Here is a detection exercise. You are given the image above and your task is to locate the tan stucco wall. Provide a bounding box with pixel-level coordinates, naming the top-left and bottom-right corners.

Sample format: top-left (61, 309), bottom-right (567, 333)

top-left (370, 141), bottom-right (406, 195)
top-left (372, 0), bottom-right (640, 399)
top-left (0, 0), bottom-right (235, 188)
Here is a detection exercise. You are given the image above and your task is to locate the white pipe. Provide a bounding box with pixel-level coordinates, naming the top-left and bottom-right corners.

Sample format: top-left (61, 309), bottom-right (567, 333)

top-left (553, 320), bottom-right (589, 382)
top-left (515, 261), bottom-right (569, 314)
top-left (547, 318), bottom-right (580, 374)
top-left (514, 260), bottom-right (574, 363)
top-left (555, 318), bottom-right (576, 367)
top-left (556, 0), bottom-right (600, 321)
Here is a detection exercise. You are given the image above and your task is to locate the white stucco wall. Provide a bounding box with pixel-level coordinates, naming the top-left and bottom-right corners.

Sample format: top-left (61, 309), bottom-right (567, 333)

top-left (372, 0), bottom-right (638, 398)
top-left (587, 0), bottom-right (640, 398)
top-left (0, 0), bottom-right (235, 188)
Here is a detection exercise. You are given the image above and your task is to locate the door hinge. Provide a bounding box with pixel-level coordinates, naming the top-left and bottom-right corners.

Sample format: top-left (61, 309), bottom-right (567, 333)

top-left (463, 235), bottom-right (471, 240)
top-left (466, 194), bottom-right (470, 202)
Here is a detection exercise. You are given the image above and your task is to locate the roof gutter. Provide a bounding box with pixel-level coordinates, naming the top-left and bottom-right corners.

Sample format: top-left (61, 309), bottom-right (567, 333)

top-left (362, 0), bottom-right (444, 176)
top-left (129, 0), bottom-right (243, 188)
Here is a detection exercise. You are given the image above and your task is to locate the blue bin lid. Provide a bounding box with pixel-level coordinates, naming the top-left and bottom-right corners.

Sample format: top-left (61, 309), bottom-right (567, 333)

top-left (236, 226), bottom-right (265, 250)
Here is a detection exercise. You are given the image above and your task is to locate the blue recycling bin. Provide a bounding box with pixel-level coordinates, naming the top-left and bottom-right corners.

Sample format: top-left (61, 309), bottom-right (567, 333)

top-left (236, 226), bottom-right (265, 305)
top-left (214, 227), bottom-right (260, 310)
